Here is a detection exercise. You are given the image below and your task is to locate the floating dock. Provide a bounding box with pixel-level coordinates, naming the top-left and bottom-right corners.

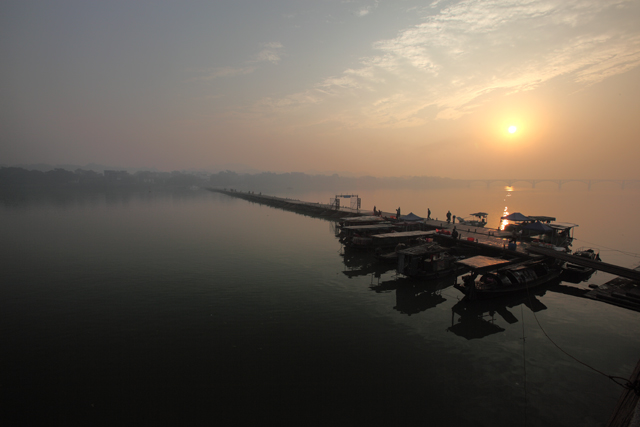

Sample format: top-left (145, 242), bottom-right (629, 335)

top-left (212, 188), bottom-right (640, 424)
top-left (208, 189), bottom-right (363, 218)
top-left (212, 188), bottom-right (639, 295)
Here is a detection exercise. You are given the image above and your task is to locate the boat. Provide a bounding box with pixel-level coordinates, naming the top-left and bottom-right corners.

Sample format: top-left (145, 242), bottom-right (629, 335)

top-left (457, 212), bottom-right (488, 227)
top-left (506, 219), bottom-right (578, 250)
top-left (561, 247), bottom-right (600, 282)
top-left (454, 255), bottom-right (562, 300)
top-left (396, 242), bottom-right (462, 280)
top-left (339, 223), bottom-right (400, 245)
top-left (346, 229), bottom-right (437, 251)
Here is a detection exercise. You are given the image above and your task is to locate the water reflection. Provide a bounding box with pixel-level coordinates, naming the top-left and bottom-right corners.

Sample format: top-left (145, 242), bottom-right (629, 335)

top-left (448, 287), bottom-right (550, 339)
top-left (393, 276), bottom-right (456, 316)
top-left (499, 186), bottom-right (513, 230)
top-left (340, 250), bottom-right (395, 279)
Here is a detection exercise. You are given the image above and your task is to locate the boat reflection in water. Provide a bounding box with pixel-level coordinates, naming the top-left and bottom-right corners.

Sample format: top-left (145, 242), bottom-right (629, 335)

top-left (340, 250), bottom-right (395, 279)
top-left (448, 289), bottom-right (550, 339)
top-left (561, 247), bottom-right (600, 283)
top-left (371, 275), bottom-right (457, 316)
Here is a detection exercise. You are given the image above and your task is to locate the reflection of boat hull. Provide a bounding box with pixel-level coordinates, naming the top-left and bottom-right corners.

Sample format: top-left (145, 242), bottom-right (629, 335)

top-left (448, 290), bottom-right (548, 339)
top-left (455, 260), bottom-right (562, 300)
top-left (561, 265), bottom-right (595, 283)
top-left (397, 243), bottom-right (461, 280)
top-left (561, 248), bottom-right (600, 283)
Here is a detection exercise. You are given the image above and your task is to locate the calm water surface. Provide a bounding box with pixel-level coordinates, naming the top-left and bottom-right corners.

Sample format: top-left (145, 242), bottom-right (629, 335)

top-left (2, 187), bottom-right (639, 426)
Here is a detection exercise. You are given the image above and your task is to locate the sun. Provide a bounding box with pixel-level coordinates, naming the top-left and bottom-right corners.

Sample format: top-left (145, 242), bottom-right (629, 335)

top-left (508, 125), bottom-right (517, 134)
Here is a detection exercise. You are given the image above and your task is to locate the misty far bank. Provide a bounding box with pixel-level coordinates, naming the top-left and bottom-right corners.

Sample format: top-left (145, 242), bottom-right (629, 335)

top-left (0, 167), bottom-right (475, 192)
top-left (1, 167), bottom-right (638, 193)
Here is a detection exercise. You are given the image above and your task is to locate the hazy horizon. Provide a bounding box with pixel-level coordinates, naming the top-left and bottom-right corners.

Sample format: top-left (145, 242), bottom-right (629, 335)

top-left (2, 1), bottom-right (639, 179)
top-left (4, 162), bottom-right (640, 182)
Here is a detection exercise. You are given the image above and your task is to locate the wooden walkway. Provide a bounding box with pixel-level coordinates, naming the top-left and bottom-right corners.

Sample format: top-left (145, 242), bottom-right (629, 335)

top-left (585, 265), bottom-right (640, 312)
top-left (528, 246), bottom-right (640, 282)
top-left (208, 189), bottom-right (365, 218)
top-left (212, 187), bottom-right (640, 282)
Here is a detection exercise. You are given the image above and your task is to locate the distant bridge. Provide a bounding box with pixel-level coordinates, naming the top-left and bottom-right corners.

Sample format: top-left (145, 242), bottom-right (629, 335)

top-left (465, 179), bottom-right (640, 190)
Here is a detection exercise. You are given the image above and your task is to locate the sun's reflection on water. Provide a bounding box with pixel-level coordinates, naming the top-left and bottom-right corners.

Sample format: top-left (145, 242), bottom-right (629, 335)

top-left (500, 186), bottom-right (514, 230)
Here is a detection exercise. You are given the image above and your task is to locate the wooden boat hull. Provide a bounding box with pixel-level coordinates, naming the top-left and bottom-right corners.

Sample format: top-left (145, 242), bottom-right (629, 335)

top-left (561, 264), bottom-right (595, 283)
top-left (455, 268), bottom-right (562, 300)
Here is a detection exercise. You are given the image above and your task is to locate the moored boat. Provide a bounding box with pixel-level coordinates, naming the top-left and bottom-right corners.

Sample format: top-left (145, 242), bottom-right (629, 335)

top-left (561, 247), bottom-right (600, 282)
top-left (457, 212), bottom-right (488, 227)
top-left (454, 255), bottom-right (562, 300)
top-left (397, 241), bottom-right (462, 280)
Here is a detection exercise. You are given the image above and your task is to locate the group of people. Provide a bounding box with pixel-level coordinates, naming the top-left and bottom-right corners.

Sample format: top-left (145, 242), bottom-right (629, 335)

top-left (371, 206), bottom-right (460, 224)
top-left (446, 210), bottom-right (456, 224)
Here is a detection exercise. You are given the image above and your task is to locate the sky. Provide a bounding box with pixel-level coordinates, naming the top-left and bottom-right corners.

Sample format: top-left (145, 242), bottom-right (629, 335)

top-left (2, 0), bottom-right (640, 179)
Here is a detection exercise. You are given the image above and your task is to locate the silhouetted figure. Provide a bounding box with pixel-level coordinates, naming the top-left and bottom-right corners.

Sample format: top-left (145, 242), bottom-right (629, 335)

top-left (446, 211), bottom-right (451, 223)
top-left (396, 207), bottom-right (401, 219)
top-left (453, 215), bottom-right (456, 224)
top-left (452, 227), bottom-right (459, 240)
top-left (427, 208), bottom-right (431, 219)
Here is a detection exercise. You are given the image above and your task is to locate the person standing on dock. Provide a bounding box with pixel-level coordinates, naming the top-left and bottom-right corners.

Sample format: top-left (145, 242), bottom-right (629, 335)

top-left (427, 208), bottom-right (431, 219)
top-left (452, 215), bottom-right (456, 224)
top-left (396, 207), bottom-right (401, 219)
top-left (452, 227), bottom-right (459, 240)
top-left (373, 206), bottom-right (377, 216)
top-left (446, 211), bottom-right (451, 223)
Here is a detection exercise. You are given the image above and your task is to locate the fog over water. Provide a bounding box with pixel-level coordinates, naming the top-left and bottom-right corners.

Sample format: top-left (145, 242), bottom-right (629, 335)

top-left (2, 186), bottom-right (638, 425)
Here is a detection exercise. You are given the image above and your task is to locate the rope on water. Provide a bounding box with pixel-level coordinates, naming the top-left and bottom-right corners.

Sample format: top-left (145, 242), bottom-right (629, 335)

top-left (524, 285), bottom-right (636, 392)
top-left (572, 237), bottom-right (640, 259)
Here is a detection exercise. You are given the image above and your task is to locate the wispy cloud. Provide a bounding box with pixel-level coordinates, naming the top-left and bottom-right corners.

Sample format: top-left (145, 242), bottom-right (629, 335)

top-left (258, 0), bottom-right (640, 126)
top-left (190, 42), bottom-right (285, 82)
top-left (354, 0), bottom-right (379, 17)
top-left (192, 66), bottom-right (257, 81)
top-left (253, 42), bottom-right (284, 64)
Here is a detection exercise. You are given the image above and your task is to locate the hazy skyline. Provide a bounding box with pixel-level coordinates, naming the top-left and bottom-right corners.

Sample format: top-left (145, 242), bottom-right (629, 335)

top-left (2, 0), bottom-right (639, 179)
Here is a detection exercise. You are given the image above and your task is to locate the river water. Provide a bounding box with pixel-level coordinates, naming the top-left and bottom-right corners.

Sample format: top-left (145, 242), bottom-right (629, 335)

top-left (2, 185), bottom-right (639, 426)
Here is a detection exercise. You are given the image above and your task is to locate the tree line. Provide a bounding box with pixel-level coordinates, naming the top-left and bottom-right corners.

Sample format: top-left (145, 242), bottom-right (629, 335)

top-left (0, 167), bottom-right (466, 191)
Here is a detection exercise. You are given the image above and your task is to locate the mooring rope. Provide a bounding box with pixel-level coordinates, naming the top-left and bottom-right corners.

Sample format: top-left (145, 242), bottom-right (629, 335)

top-left (524, 284), bottom-right (637, 393)
top-left (572, 237), bottom-right (640, 259)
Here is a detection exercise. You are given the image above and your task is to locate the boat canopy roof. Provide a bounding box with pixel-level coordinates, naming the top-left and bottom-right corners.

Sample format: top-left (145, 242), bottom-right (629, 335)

top-left (502, 212), bottom-right (531, 221)
top-left (399, 212), bottom-right (424, 221)
top-left (548, 222), bottom-right (579, 230)
top-left (372, 230), bottom-right (436, 240)
top-left (456, 255), bottom-right (512, 271)
top-left (522, 221), bottom-right (553, 232)
top-left (528, 215), bottom-right (556, 222)
top-left (469, 212), bottom-right (488, 217)
top-left (397, 242), bottom-right (445, 255)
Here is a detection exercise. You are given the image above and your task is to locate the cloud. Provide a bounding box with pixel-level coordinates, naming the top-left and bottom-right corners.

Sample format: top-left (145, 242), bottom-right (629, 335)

top-left (258, 0), bottom-right (640, 127)
top-left (355, 0), bottom-right (379, 17)
top-left (254, 42), bottom-right (284, 64)
top-left (193, 66), bottom-right (257, 81)
top-left (190, 42), bottom-right (285, 83)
